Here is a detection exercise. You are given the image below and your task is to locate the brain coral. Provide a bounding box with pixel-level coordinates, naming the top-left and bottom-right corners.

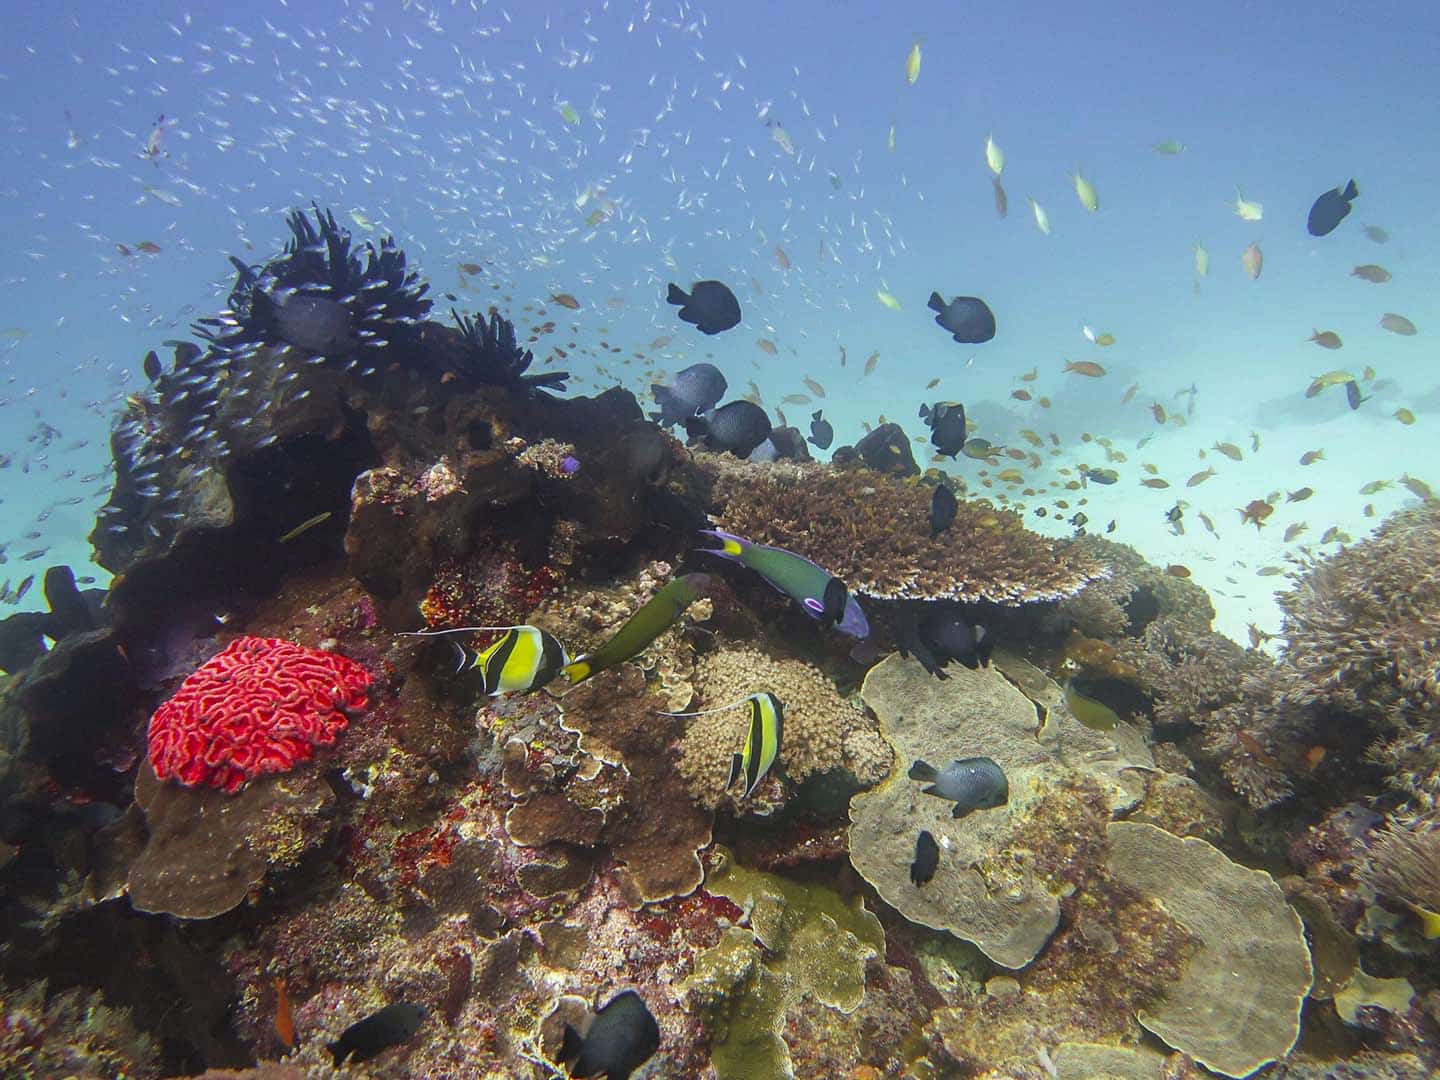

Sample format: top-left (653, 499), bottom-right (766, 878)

top-left (704, 458), bottom-right (1103, 603)
top-left (1107, 822), bottom-right (1313, 1078)
top-left (676, 645), bottom-right (891, 807)
top-left (147, 636), bottom-right (370, 793)
top-left (849, 652), bottom-right (1151, 968)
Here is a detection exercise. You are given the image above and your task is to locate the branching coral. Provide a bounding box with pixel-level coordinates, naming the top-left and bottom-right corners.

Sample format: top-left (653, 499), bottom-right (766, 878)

top-left (1358, 816), bottom-right (1440, 937)
top-left (676, 645), bottom-right (891, 807)
top-left (0, 980), bottom-right (160, 1079)
top-left (704, 458), bottom-right (1103, 603)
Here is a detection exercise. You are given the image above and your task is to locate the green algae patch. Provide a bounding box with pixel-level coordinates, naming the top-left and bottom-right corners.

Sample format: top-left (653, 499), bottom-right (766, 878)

top-left (682, 847), bottom-right (886, 1079)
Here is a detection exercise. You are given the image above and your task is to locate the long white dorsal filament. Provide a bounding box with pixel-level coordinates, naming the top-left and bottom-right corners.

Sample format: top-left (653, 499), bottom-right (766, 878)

top-left (658, 693), bottom-right (762, 717)
top-left (397, 625), bottom-right (528, 637)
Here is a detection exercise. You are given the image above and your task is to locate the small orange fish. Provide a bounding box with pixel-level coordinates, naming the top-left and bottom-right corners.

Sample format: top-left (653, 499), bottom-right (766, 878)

top-left (1151, 402), bottom-right (1167, 424)
top-left (863, 351), bottom-right (880, 375)
top-left (1305, 745), bottom-right (1326, 770)
top-left (1241, 241), bottom-right (1263, 280)
top-left (803, 376), bottom-right (826, 398)
top-left (550, 293), bottom-right (581, 310)
top-left (1011, 389), bottom-right (1032, 401)
top-left (1165, 564), bottom-right (1191, 578)
top-left (774, 246), bottom-right (791, 270)
top-left (1237, 731), bottom-right (1280, 768)
top-left (274, 977), bottom-right (296, 1049)
top-left (1299, 449), bottom-right (1324, 466)
top-left (1140, 477), bottom-right (1171, 489)
top-left (757, 339), bottom-right (778, 355)
top-left (458, 262), bottom-right (483, 275)
top-left (1020, 367), bottom-right (1039, 382)
top-left (1351, 264), bottom-right (1391, 283)
top-left (116, 243), bottom-right (133, 257)
top-left (925, 377), bottom-right (940, 389)
top-left (136, 240), bottom-right (163, 255)
top-left (1121, 383), bottom-right (1139, 404)
top-left (1063, 359), bottom-right (1106, 378)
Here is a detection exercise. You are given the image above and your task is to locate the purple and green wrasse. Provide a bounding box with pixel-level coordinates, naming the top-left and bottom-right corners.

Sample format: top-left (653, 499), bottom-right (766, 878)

top-left (697, 529), bottom-right (869, 639)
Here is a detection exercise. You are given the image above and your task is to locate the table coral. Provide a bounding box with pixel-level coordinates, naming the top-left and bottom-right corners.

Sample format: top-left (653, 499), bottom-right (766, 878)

top-left (849, 652), bottom-right (1151, 968)
top-left (1106, 821), bottom-right (1313, 1078)
top-left (705, 458), bottom-right (1102, 603)
top-left (676, 645), bottom-right (891, 807)
top-left (147, 635), bottom-right (370, 793)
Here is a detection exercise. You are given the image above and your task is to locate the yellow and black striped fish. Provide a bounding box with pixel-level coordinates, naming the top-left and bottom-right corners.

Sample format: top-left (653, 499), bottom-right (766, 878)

top-left (661, 691), bottom-right (784, 798)
top-left (726, 692), bottom-right (784, 798)
top-left (401, 625), bottom-right (567, 697)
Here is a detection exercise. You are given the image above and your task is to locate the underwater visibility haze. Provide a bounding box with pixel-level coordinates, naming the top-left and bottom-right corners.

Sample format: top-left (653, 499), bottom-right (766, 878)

top-left (1, 1), bottom-right (1439, 1077)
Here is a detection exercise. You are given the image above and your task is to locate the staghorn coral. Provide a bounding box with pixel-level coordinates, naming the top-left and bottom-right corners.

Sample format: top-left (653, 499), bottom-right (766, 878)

top-left (1358, 816), bottom-right (1440, 937)
top-left (676, 645), bottom-right (891, 807)
top-left (705, 457), bottom-right (1103, 603)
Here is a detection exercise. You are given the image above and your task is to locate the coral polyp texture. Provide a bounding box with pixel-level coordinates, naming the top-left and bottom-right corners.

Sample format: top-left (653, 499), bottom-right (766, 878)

top-left (705, 458), bottom-right (1103, 603)
top-left (147, 635), bottom-right (370, 792)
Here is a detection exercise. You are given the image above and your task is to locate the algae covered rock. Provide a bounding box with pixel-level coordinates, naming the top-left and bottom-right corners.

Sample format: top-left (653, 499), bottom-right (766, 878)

top-left (681, 847), bottom-right (885, 1080)
top-left (848, 653), bottom-right (1151, 967)
top-left (1106, 821), bottom-right (1313, 1078)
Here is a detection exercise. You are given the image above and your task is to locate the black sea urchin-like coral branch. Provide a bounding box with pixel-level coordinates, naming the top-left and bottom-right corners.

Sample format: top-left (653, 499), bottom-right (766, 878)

top-left (451, 307), bottom-right (569, 392)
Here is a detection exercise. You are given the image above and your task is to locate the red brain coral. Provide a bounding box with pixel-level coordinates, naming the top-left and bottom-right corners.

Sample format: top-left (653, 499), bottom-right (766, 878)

top-left (147, 636), bottom-right (371, 793)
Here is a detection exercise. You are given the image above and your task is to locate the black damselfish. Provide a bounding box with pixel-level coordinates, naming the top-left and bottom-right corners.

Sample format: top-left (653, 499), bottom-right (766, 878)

top-left (559, 989), bottom-right (660, 1080)
top-left (911, 829), bottom-right (939, 886)
top-left (666, 279), bottom-right (741, 334)
top-left (328, 1002), bottom-right (427, 1067)
top-left (1307, 179), bottom-right (1358, 237)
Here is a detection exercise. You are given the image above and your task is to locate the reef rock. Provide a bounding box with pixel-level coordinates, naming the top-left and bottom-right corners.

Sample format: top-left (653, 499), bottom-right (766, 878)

top-left (848, 652), bottom-right (1151, 968)
top-left (1106, 821), bottom-right (1313, 1078)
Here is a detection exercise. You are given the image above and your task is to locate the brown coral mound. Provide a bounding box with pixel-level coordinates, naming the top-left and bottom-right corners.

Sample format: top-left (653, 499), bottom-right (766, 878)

top-left (676, 646), bottom-right (891, 807)
top-left (704, 458), bottom-right (1103, 603)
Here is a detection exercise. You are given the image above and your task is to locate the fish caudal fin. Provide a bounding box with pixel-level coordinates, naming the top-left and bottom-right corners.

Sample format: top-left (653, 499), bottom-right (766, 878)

top-left (327, 1042), bottom-right (346, 1068)
top-left (1343, 178), bottom-right (1359, 201)
top-left (907, 759), bottom-right (937, 782)
top-left (559, 1024), bottom-right (585, 1064)
top-left (666, 282), bottom-right (687, 306)
top-left (561, 656), bottom-right (593, 685)
top-left (696, 528), bottom-right (746, 561)
top-left (726, 752), bottom-right (744, 792)
top-left (927, 291), bottom-right (945, 313)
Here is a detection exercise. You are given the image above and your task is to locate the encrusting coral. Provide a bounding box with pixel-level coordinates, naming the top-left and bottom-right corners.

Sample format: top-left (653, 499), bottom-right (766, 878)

top-left (705, 457), bottom-right (1103, 603)
top-left (676, 645), bottom-right (891, 807)
top-left (1106, 821), bottom-right (1313, 1078)
top-left (0, 979), bottom-right (160, 1079)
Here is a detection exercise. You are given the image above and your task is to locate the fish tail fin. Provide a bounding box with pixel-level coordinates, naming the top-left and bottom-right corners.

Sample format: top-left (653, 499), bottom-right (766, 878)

top-left (812, 409), bottom-right (822, 421)
top-left (974, 626), bottom-right (995, 668)
top-left (918, 402), bottom-right (931, 419)
top-left (666, 282), bottom-right (687, 306)
top-left (726, 752), bottom-right (744, 791)
top-left (562, 656), bottom-right (593, 685)
top-left (681, 413), bottom-right (709, 439)
top-left (327, 1042), bottom-right (345, 1068)
top-left (559, 1024), bottom-right (585, 1064)
top-left (1344, 178), bottom-right (1358, 200)
top-left (696, 528), bottom-right (746, 561)
top-left (927, 291), bottom-right (945, 313)
top-left (907, 759), bottom-right (937, 782)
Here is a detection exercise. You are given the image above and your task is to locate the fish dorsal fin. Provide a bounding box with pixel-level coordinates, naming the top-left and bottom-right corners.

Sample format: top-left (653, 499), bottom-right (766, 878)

top-left (658, 693), bottom-right (760, 717)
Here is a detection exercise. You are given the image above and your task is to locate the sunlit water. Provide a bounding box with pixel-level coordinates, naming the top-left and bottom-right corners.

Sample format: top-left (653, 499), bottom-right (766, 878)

top-left (1, 0), bottom-right (1436, 649)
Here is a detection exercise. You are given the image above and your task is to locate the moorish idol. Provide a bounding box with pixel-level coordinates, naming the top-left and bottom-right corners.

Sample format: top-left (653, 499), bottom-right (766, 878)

top-left (663, 691), bottom-right (784, 799)
top-left (399, 624), bottom-right (567, 696)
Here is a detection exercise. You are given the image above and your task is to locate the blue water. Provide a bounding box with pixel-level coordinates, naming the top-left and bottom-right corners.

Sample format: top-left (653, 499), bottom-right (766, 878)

top-left (2, 0), bottom-right (1437, 644)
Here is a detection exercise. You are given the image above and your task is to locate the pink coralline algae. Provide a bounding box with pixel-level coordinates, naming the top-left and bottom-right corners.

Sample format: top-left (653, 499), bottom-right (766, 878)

top-left (147, 636), bottom-right (371, 793)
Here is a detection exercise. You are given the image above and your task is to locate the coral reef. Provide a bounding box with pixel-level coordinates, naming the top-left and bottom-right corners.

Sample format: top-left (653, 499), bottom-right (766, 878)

top-left (682, 847), bottom-right (886, 1080)
top-left (706, 458), bottom-right (1103, 603)
top-left (0, 979), bottom-right (160, 1079)
top-left (1107, 821), bottom-right (1313, 1078)
top-left (1358, 816), bottom-right (1440, 938)
top-left (147, 636), bottom-right (370, 792)
top-left (848, 652), bottom-right (1151, 968)
top-left (676, 644), bottom-right (891, 808)
top-left (126, 759), bottom-right (336, 918)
